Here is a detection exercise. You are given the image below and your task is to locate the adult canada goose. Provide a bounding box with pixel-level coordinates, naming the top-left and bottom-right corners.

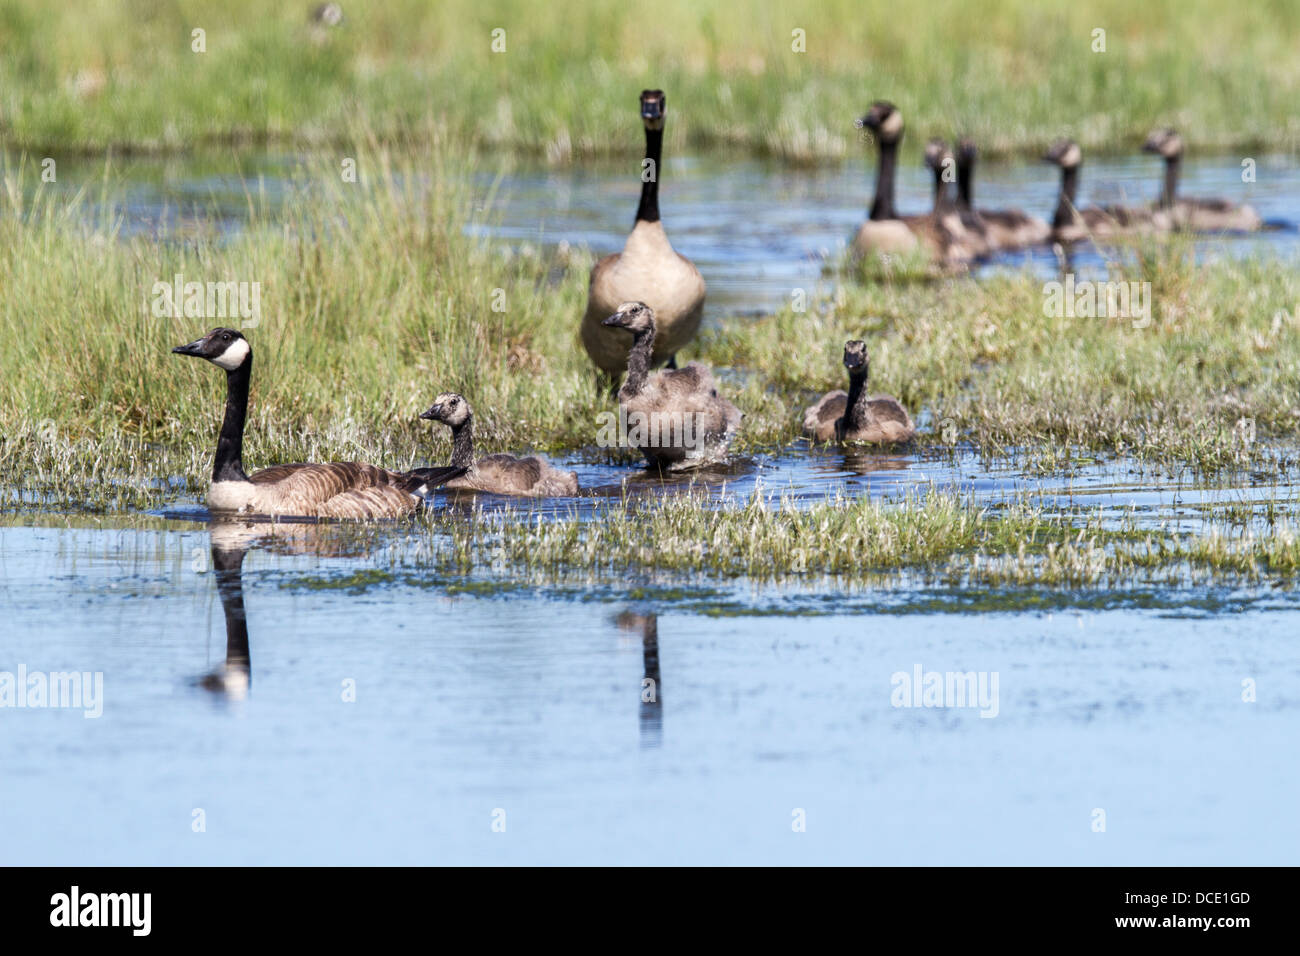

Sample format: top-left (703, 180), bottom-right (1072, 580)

top-left (927, 138), bottom-right (993, 260)
top-left (803, 340), bottom-right (916, 444)
top-left (601, 301), bottom-right (742, 469)
top-left (852, 103), bottom-right (972, 266)
top-left (418, 393), bottom-right (580, 496)
top-left (1043, 139), bottom-right (1170, 242)
top-left (581, 89), bottom-right (706, 377)
top-left (955, 138), bottom-right (1050, 250)
top-left (172, 328), bottom-right (464, 518)
top-left (1143, 128), bottom-right (1263, 232)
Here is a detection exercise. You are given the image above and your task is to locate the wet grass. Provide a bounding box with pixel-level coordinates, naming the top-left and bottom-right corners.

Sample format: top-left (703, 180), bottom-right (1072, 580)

top-left (3, 1), bottom-right (1300, 162)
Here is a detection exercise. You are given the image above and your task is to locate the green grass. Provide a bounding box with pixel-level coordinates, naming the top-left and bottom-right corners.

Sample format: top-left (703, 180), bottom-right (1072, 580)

top-left (2, 0), bottom-right (1300, 161)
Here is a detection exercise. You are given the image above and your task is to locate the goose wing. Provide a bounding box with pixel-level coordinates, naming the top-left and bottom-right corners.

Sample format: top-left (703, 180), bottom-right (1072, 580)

top-left (804, 390), bottom-right (848, 440)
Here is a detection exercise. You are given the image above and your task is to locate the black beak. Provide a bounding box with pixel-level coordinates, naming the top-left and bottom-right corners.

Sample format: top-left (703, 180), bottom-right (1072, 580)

top-left (418, 404), bottom-right (440, 421)
top-left (172, 338), bottom-right (205, 357)
top-left (641, 102), bottom-right (663, 121)
top-left (601, 314), bottom-right (624, 328)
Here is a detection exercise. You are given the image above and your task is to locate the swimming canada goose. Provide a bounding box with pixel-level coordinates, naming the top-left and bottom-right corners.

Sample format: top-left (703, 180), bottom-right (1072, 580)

top-left (1143, 128), bottom-right (1263, 232)
top-left (1043, 139), bottom-right (1171, 242)
top-left (803, 340), bottom-right (916, 444)
top-left (927, 138), bottom-right (994, 260)
top-left (581, 89), bottom-right (706, 377)
top-left (852, 103), bottom-right (973, 266)
top-left (172, 328), bottom-right (464, 518)
top-left (418, 393), bottom-right (580, 496)
top-left (955, 138), bottom-right (1050, 249)
top-left (601, 301), bottom-right (742, 469)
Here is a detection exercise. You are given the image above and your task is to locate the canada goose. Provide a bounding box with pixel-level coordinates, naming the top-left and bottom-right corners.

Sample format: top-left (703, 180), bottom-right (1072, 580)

top-left (803, 340), bottom-right (916, 444)
top-left (172, 328), bottom-right (464, 518)
top-left (1143, 128), bottom-right (1263, 232)
top-left (1043, 139), bottom-right (1171, 242)
top-left (955, 138), bottom-right (1050, 249)
top-left (601, 301), bottom-right (742, 469)
top-left (581, 89), bottom-right (706, 377)
top-left (418, 393), bottom-right (580, 496)
top-left (852, 103), bottom-right (973, 265)
top-left (926, 138), bottom-right (994, 260)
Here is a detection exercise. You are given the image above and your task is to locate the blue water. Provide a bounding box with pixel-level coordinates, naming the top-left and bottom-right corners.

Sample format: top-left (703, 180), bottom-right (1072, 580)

top-left (3, 520), bottom-right (1296, 865)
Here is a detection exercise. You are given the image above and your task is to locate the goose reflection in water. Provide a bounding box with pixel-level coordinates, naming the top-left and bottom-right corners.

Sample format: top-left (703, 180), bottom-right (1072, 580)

top-left (617, 611), bottom-right (662, 748)
top-left (199, 519), bottom-right (389, 699)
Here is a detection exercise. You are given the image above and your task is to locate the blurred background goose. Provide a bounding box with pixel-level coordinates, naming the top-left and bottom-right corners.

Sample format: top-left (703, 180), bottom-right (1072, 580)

top-left (419, 393), bottom-right (579, 496)
top-left (852, 103), bottom-right (972, 266)
top-left (581, 89), bottom-right (706, 378)
top-left (1043, 139), bottom-right (1170, 242)
top-left (1144, 128), bottom-right (1262, 232)
top-left (172, 328), bottom-right (463, 518)
top-left (955, 138), bottom-right (1050, 249)
top-left (601, 301), bottom-right (741, 469)
top-left (803, 340), bottom-right (916, 444)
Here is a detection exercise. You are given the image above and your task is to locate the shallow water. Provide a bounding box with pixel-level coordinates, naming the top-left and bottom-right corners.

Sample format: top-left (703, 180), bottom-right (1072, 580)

top-left (1, 510), bottom-right (1297, 865)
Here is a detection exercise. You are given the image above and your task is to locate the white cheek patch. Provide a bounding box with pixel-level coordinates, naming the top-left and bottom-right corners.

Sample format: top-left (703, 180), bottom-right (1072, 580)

top-left (881, 110), bottom-right (904, 138)
top-left (212, 338), bottom-right (250, 370)
top-left (1062, 143), bottom-right (1082, 167)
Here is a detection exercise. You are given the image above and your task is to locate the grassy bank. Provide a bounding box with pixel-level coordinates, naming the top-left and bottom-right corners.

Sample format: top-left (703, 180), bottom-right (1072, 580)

top-left (2, 0), bottom-right (1299, 161)
top-left (2, 141), bottom-right (1299, 512)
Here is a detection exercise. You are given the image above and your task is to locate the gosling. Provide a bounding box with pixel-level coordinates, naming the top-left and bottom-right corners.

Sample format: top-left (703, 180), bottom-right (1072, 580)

top-left (419, 394), bottom-right (579, 497)
top-left (600, 301), bottom-right (742, 469)
top-left (803, 340), bottom-right (916, 444)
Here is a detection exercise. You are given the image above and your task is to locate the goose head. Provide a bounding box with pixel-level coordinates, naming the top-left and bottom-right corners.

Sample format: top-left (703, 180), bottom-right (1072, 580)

top-left (173, 327), bottom-right (251, 371)
top-left (1043, 139), bottom-right (1082, 170)
top-left (956, 137), bottom-right (978, 166)
top-left (419, 392), bottom-right (472, 428)
top-left (924, 138), bottom-right (954, 180)
top-left (601, 301), bottom-right (656, 337)
top-left (640, 89), bottom-right (666, 131)
top-left (1143, 127), bottom-right (1183, 160)
top-left (856, 101), bottom-right (904, 145)
top-left (843, 340), bottom-right (870, 376)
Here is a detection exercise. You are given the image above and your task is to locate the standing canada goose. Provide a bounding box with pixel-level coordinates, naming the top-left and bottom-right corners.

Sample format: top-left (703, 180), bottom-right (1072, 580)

top-left (418, 393), bottom-right (579, 496)
top-left (172, 328), bottom-right (464, 518)
top-left (1143, 128), bottom-right (1263, 232)
top-left (601, 301), bottom-right (742, 469)
top-left (852, 102), bottom-right (972, 265)
top-left (1043, 139), bottom-right (1171, 242)
top-left (581, 89), bottom-right (706, 377)
top-left (955, 138), bottom-right (1050, 250)
top-left (803, 340), bottom-right (916, 444)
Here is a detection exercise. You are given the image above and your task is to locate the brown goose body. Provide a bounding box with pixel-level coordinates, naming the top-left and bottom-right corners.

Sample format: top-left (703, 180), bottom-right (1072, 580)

top-left (955, 139), bottom-right (1050, 250)
top-left (582, 89), bottom-right (706, 376)
top-left (602, 302), bottom-right (741, 469)
top-left (803, 340), bottom-right (916, 445)
top-left (1144, 128), bottom-right (1263, 232)
top-left (173, 328), bottom-right (463, 519)
top-left (420, 393), bottom-right (579, 497)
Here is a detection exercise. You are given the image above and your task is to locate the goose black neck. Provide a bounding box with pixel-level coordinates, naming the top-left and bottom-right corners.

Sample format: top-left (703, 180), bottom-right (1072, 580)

top-left (635, 126), bottom-right (663, 224)
top-left (448, 418), bottom-right (475, 469)
top-left (214, 359), bottom-right (251, 483)
top-left (870, 139), bottom-right (899, 220)
top-left (844, 369), bottom-right (869, 428)
top-left (1053, 166), bottom-right (1080, 229)
top-left (1160, 156), bottom-right (1180, 208)
top-left (956, 156), bottom-right (974, 209)
top-left (212, 544), bottom-right (251, 678)
top-left (930, 165), bottom-right (946, 212)
top-left (621, 330), bottom-right (655, 399)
